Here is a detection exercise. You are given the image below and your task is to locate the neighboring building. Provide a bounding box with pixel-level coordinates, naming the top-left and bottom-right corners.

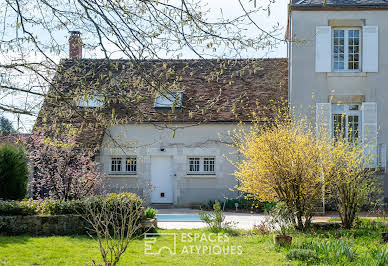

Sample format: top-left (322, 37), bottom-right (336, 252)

top-left (288, 0), bottom-right (388, 202)
top-left (37, 33), bottom-right (288, 206)
top-left (0, 134), bottom-right (30, 145)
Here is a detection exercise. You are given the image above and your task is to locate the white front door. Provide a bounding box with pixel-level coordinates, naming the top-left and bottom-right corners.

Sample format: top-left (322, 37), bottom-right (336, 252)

top-left (151, 156), bottom-right (173, 203)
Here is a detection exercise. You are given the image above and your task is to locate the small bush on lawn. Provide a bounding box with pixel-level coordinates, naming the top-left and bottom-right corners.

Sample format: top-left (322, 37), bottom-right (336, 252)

top-left (286, 249), bottom-right (318, 262)
top-left (200, 200), bottom-right (235, 233)
top-left (0, 144), bottom-right (29, 200)
top-left (144, 207), bottom-right (157, 219)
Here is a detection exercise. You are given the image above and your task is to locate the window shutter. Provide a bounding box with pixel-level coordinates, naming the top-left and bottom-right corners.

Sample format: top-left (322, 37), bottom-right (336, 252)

top-left (362, 26), bottom-right (378, 72)
top-left (361, 102), bottom-right (378, 168)
top-left (315, 26), bottom-right (332, 72)
top-left (316, 103), bottom-right (332, 138)
top-left (378, 144), bottom-right (386, 171)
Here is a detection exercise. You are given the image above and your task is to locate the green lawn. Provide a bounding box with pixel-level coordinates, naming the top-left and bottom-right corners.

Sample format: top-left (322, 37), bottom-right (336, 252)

top-left (0, 221), bottom-right (387, 265)
top-left (0, 229), bottom-right (289, 266)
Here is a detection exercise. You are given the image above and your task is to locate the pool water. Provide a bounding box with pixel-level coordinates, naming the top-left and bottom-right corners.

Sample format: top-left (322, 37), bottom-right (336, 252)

top-left (157, 214), bottom-right (202, 222)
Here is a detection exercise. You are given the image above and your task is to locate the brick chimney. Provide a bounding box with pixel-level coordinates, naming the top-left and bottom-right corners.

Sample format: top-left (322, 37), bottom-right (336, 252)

top-left (69, 31), bottom-right (82, 59)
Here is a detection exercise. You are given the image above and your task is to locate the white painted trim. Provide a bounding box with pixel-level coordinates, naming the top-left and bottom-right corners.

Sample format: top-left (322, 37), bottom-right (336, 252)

top-left (108, 174), bottom-right (138, 178)
top-left (184, 175), bottom-right (217, 179)
top-left (316, 26), bottom-right (332, 72)
top-left (327, 72), bottom-right (367, 77)
top-left (362, 25), bottom-right (378, 73)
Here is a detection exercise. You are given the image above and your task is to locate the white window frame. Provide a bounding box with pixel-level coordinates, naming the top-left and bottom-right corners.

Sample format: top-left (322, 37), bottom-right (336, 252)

top-left (332, 28), bottom-right (361, 72)
top-left (332, 104), bottom-right (361, 142)
top-left (154, 91), bottom-right (183, 108)
top-left (110, 157), bottom-right (137, 175)
top-left (187, 156), bottom-right (216, 175)
top-left (125, 157), bottom-right (137, 174)
top-left (111, 157), bottom-right (122, 172)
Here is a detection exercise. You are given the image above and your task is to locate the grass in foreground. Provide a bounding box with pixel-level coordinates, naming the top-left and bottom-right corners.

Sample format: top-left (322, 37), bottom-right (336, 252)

top-left (0, 229), bottom-right (288, 266)
top-left (0, 219), bottom-right (387, 266)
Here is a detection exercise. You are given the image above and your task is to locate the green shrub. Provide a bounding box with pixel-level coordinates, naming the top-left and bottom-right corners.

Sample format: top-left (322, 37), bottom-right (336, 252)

top-left (40, 199), bottom-right (85, 215)
top-left (207, 200), bottom-right (215, 209)
top-left (144, 207), bottom-right (157, 219)
top-left (261, 202), bottom-right (276, 212)
top-left (0, 193), bottom-right (143, 216)
top-left (0, 144), bottom-right (29, 200)
top-left (0, 199), bottom-right (37, 216)
top-left (199, 200), bottom-right (235, 233)
top-left (286, 249), bottom-right (318, 262)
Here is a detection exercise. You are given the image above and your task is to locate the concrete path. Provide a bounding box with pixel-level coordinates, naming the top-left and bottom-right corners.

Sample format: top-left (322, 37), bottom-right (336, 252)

top-left (156, 208), bottom-right (366, 230)
top-left (157, 208), bottom-right (268, 230)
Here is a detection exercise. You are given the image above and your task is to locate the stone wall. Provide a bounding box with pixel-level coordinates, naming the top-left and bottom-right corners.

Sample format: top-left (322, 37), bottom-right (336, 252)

top-left (0, 215), bottom-right (87, 235)
top-left (0, 215), bottom-right (157, 236)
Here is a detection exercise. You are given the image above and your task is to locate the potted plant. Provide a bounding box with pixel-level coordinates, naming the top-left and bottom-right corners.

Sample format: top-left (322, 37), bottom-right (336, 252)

top-left (142, 207), bottom-right (158, 231)
top-left (269, 202), bottom-right (294, 247)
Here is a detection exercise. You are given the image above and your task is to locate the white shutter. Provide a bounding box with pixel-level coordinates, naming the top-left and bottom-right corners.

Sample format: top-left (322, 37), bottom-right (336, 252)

top-left (316, 26), bottom-right (332, 72)
top-left (316, 103), bottom-right (332, 138)
top-left (378, 144), bottom-right (386, 171)
top-left (361, 102), bottom-right (378, 168)
top-left (362, 26), bottom-right (379, 72)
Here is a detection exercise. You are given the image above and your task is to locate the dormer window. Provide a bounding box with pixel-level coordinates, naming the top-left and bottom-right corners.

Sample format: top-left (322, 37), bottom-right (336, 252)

top-left (77, 95), bottom-right (105, 108)
top-left (154, 91), bottom-right (182, 108)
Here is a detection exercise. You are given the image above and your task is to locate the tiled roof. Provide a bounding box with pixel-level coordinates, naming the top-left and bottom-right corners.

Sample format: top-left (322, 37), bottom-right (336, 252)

top-left (0, 134), bottom-right (30, 145)
top-left (292, 0), bottom-right (388, 7)
top-left (36, 58), bottom-right (288, 149)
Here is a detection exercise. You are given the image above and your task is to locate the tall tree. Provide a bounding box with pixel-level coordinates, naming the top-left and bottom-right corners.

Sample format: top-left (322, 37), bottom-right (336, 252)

top-left (25, 130), bottom-right (103, 200)
top-left (0, 0), bottom-right (283, 139)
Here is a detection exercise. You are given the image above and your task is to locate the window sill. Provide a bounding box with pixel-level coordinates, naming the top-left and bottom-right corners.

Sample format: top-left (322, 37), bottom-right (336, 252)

top-left (327, 72), bottom-right (367, 77)
top-left (185, 174), bottom-right (216, 179)
top-left (108, 173), bottom-right (138, 178)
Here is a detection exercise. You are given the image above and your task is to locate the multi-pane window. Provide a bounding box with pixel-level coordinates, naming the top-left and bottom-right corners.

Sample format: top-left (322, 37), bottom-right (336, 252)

top-left (110, 157), bottom-right (137, 175)
top-left (332, 104), bottom-right (361, 142)
top-left (333, 29), bottom-right (360, 71)
top-left (188, 157), bottom-right (215, 174)
top-left (125, 157), bottom-right (137, 173)
top-left (111, 158), bottom-right (122, 172)
top-left (203, 157), bottom-right (215, 172)
top-left (189, 157), bottom-right (200, 172)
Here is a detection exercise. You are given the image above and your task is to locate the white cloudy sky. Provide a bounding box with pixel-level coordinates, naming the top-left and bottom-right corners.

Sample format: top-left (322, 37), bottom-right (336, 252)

top-left (1, 0), bottom-right (289, 132)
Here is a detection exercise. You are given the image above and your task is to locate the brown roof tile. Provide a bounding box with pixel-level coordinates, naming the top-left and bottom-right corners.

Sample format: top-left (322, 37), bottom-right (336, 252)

top-left (36, 58), bottom-right (288, 149)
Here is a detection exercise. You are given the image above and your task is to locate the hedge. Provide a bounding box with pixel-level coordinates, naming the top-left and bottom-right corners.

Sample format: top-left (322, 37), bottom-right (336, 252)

top-left (0, 193), bottom-right (142, 216)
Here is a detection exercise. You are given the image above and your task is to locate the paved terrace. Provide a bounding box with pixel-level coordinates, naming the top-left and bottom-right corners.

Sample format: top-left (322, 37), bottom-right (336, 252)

top-left (156, 209), bottom-right (381, 230)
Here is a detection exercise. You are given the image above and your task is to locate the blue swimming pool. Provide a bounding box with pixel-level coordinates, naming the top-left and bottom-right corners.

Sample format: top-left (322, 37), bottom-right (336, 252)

top-left (157, 214), bottom-right (202, 222)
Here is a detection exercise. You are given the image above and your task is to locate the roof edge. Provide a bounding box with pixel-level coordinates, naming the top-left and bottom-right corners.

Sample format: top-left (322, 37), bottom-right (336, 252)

top-left (291, 4), bottom-right (388, 10)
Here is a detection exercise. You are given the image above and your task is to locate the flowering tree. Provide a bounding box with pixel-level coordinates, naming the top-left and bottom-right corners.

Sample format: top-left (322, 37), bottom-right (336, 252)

top-left (26, 130), bottom-right (103, 200)
top-left (232, 106), bottom-right (380, 230)
top-left (232, 113), bottom-right (326, 230)
top-left (323, 135), bottom-right (378, 229)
